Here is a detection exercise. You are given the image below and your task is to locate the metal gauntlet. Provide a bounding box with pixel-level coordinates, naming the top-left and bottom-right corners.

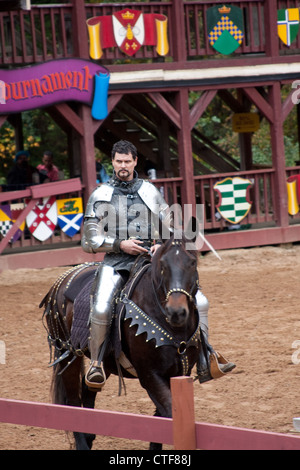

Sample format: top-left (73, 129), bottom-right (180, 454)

top-left (81, 216), bottom-right (115, 253)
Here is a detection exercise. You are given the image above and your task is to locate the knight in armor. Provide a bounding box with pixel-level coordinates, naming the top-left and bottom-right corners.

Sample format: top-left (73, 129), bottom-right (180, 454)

top-left (82, 140), bottom-right (235, 390)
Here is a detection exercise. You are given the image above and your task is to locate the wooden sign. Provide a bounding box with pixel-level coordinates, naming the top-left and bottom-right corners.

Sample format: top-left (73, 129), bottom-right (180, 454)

top-left (232, 113), bottom-right (260, 133)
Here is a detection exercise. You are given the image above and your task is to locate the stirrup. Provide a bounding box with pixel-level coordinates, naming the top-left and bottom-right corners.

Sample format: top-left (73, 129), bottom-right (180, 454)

top-left (85, 361), bottom-right (106, 391)
top-left (210, 352), bottom-right (236, 379)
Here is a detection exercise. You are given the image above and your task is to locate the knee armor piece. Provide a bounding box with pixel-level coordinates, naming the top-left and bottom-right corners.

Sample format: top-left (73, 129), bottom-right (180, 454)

top-left (90, 264), bottom-right (123, 327)
top-left (195, 290), bottom-right (209, 338)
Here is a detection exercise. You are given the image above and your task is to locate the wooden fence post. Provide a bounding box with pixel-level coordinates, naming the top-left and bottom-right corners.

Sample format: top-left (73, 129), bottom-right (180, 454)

top-left (171, 376), bottom-right (196, 450)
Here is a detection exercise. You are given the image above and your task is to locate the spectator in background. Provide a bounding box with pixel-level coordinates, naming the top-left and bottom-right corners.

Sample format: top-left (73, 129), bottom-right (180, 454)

top-left (6, 150), bottom-right (39, 190)
top-left (37, 150), bottom-right (59, 183)
top-left (96, 158), bottom-right (109, 183)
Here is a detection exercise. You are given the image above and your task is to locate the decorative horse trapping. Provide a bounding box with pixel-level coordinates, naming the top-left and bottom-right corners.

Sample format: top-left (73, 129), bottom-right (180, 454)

top-left (87, 9), bottom-right (169, 59)
top-left (277, 9), bottom-right (300, 47)
top-left (206, 5), bottom-right (244, 55)
top-left (214, 177), bottom-right (252, 224)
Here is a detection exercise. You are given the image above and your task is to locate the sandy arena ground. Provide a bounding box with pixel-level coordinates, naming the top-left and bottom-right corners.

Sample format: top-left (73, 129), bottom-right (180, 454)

top-left (1, 244), bottom-right (300, 450)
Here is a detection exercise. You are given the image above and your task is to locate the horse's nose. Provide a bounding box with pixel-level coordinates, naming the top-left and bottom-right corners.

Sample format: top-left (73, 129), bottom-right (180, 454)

top-left (165, 305), bottom-right (188, 327)
top-left (165, 292), bottom-right (189, 326)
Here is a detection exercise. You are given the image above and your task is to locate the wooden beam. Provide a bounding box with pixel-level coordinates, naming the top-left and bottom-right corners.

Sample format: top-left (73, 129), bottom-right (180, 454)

top-left (148, 92), bottom-right (181, 129)
top-left (52, 103), bottom-right (84, 136)
top-left (189, 90), bottom-right (217, 130)
top-left (0, 198), bottom-right (36, 254)
top-left (218, 89), bottom-right (246, 113)
top-left (282, 89), bottom-right (296, 122)
top-left (242, 87), bottom-right (274, 123)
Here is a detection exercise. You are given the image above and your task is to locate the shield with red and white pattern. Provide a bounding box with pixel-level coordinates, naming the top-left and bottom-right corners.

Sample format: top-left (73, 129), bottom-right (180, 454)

top-left (26, 196), bottom-right (57, 241)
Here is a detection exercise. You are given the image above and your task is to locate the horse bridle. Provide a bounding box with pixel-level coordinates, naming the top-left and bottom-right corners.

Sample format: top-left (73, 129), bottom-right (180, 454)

top-left (165, 287), bottom-right (195, 303)
top-left (159, 240), bottom-right (199, 304)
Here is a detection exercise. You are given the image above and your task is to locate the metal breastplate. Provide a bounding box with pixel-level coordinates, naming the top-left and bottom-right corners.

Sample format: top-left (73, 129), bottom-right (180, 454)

top-left (96, 178), bottom-right (155, 241)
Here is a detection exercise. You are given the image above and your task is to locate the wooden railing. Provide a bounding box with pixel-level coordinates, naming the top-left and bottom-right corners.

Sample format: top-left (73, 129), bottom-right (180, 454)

top-left (0, 4), bottom-right (74, 64)
top-left (194, 168), bottom-right (276, 230)
top-left (1, 1), bottom-right (300, 68)
top-left (1, 168), bottom-right (300, 257)
top-left (0, 178), bottom-right (83, 255)
top-left (1, 377), bottom-right (300, 450)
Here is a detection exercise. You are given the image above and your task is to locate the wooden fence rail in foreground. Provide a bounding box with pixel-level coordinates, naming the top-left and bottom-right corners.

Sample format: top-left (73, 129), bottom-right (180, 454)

top-left (1, 377), bottom-right (300, 450)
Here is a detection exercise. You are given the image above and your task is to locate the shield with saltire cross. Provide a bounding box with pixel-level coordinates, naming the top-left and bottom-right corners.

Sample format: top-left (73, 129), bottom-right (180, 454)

top-left (26, 196), bottom-right (57, 241)
top-left (57, 197), bottom-right (83, 237)
top-left (277, 8), bottom-right (300, 46)
top-left (214, 177), bottom-right (252, 224)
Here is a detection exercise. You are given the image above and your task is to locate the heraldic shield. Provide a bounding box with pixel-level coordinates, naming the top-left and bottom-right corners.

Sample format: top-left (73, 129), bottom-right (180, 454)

top-left (26, 196), bottom-right (57, 241)
top-left (206, 4), bottom-right (244, 55)
top-left (57, 197), bottom-right (83, 237)
top-left (214, 177), bottom-right (252, 224)
top-left (0, 203), bottom-right (25, 242)
top-left (277, 9), bottom-right (300, 47)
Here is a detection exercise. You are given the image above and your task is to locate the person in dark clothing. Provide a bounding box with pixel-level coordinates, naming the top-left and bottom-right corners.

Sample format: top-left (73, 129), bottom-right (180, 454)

top-left (6, 150), bottom-right (38, 190)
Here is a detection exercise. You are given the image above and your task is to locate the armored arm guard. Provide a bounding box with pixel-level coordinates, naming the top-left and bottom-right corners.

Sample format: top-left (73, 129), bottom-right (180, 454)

top-left (81, 185), bottom-right (117, 254)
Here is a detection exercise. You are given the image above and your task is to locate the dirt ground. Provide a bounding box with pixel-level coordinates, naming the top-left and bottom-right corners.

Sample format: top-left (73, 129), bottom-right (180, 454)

top-left (1, 244), bottom-right (300, 450)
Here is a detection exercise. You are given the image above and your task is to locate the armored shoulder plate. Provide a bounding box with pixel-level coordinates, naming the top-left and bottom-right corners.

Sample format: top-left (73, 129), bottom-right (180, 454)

top-left (138, 181), bottom-right (168, 214)
top-left (85, 184), bottom-right (114, 218)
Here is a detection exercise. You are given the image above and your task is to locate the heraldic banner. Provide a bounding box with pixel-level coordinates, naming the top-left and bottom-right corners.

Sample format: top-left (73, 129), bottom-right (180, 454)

top-left (87, 9), bottom-right (169, 59)
top-left (206, 4), bottom-right (244, 55)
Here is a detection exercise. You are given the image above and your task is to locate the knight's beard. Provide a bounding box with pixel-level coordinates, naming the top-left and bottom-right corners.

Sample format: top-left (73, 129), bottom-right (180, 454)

top-left (117, 169), bottom-right (130, 180)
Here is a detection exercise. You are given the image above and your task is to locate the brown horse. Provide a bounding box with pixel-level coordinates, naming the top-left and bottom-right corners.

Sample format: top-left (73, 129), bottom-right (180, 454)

top-left (41, 233), bottom-right (204, 450)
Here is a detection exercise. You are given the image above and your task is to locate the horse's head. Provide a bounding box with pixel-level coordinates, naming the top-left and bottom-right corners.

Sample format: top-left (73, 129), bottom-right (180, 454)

top-left (153, 235), bottom-right (199, 328)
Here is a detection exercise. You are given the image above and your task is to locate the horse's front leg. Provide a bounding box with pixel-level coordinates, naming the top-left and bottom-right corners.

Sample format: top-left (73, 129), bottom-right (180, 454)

top-left (139, 374), bottom-right (172, 450)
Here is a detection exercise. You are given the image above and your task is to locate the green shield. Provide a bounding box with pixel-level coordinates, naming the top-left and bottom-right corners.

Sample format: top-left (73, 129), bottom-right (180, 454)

top-left (206, 5), bottom-right (244, 55)
top-left (214, 177), bottom-right (252, 224)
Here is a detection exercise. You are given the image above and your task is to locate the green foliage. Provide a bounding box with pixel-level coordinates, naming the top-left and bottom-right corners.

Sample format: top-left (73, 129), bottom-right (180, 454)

top-left (192, 87), bottom-right (300, 170)
top-left (0, 110), bottom-right (68, 180)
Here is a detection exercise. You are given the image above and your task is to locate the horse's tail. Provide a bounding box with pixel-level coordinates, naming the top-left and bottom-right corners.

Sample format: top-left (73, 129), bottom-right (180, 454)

top-left (50, 359), bottom-right (85, 406)
top-left (50, 364), bottom-right (67, 405)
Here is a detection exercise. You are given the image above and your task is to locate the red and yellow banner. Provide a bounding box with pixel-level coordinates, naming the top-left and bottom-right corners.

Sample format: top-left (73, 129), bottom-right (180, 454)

top-left (87, 9), bottom-right (169, 59)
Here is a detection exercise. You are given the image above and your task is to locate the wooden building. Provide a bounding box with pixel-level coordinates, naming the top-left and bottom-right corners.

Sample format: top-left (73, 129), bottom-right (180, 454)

top-left (1, 0), bottom-right (300, 270)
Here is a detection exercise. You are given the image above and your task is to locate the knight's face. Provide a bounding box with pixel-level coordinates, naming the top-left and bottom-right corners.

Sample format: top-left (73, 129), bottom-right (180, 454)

top-left (112, 152), bottom-right (137, 181)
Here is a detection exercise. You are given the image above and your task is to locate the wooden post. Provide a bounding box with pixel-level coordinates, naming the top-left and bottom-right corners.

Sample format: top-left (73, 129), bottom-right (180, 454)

top-left (175, 89), bottom-right (196, 212)
top-left (269, 83), bottom-right (289, 228)
top-left (170, 0), bottom-right (186, 63)
top-left (171, 376), bottom-right (197, 450)
top-left (78, 104), bottom-right (97, 205)
top-left (264, 0), bottom-right (279, 59)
